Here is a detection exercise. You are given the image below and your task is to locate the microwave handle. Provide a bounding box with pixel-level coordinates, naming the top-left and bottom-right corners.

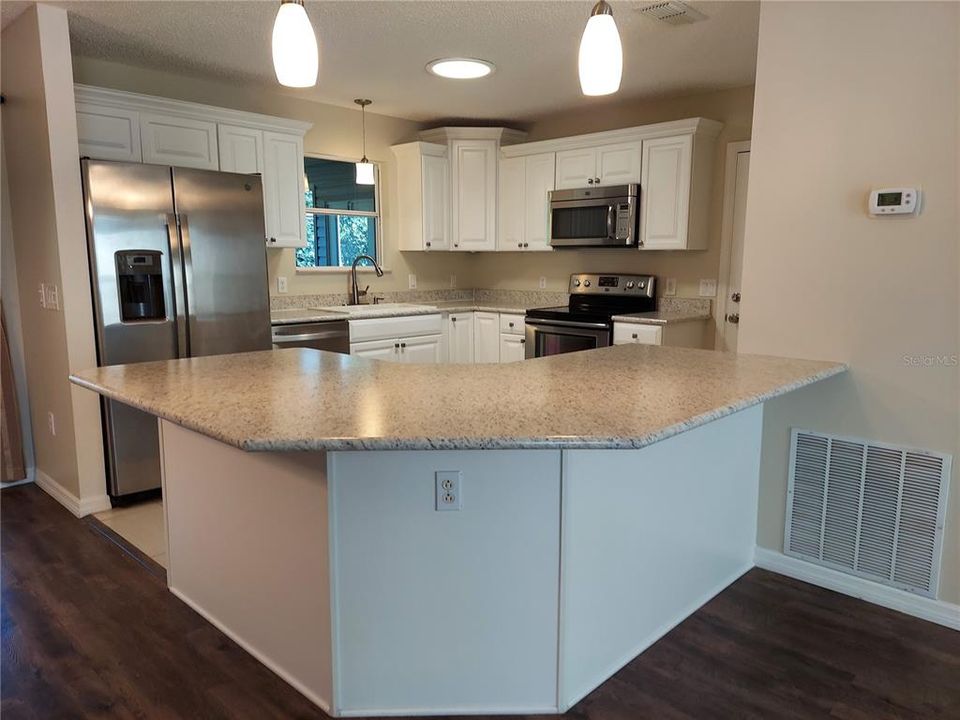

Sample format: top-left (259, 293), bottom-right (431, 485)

top-left (606, 205), bottom-right (615, 239)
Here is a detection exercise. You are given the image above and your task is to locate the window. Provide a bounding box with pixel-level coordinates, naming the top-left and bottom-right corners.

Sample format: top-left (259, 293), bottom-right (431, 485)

top-left (295, 156), bottom-right (380, 269)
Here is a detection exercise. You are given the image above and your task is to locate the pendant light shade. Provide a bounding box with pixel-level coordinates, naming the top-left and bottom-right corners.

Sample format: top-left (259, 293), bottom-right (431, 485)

top-left (354, 99), bottom-right (375, 185)
top-left (272, 0), bottom-right (318, 88)
top-left (578, 0), bottom-right (622, 97)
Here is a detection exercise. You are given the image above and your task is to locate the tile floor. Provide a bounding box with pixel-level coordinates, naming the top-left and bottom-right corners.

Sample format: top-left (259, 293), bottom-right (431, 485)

top-left (94, 499), bottom-right (167, 567)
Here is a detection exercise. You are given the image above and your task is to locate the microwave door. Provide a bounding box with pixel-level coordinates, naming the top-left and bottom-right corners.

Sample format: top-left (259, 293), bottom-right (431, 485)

top-left (550, 203), bottom-right (611, 247)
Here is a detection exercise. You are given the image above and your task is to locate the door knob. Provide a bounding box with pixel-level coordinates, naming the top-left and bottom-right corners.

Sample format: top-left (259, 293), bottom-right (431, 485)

top-left (726, 313), bottom-right (740, 324)
top-left (731, 292), bottom-right (741, 303)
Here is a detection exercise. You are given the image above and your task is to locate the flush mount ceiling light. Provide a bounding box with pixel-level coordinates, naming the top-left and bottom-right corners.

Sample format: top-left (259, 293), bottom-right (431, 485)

top-left (426, 58), bottom-right (495, 80)
top-left (354, 99), bottom-right (375, 185)
top-left (272, 0), bottom-right (319, 88)
top-left (578, 0), bottom-right (623, 96)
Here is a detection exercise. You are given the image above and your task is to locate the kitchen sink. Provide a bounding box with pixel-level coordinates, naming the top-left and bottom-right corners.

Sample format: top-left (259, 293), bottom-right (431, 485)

top-left (312, 303), bottom-right (437, 317)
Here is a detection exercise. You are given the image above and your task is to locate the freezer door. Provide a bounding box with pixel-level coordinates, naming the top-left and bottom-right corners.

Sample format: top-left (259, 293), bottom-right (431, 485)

top-left (172, 167), bottom-right (272, 356)
top-left (81, 159), bottom-right (181, 497)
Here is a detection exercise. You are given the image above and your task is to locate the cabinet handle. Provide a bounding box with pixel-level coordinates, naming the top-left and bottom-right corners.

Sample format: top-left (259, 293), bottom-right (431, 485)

top-left (520, 338), bottom-right (525, 344)
top-left (517, 242), bottom-right (522, 248)
top-left (267, 237), bottom-right (277, 244)
top-left (401, 342), bottom-right (407, 348)
top-left (426, 241), bottom-right (431, 248)
top-left (595, 177), bottom-right (600, 183)
top-left (587, 178), bottom-right (594, 185)
top-left (451, 317), bottom-right (457, 323)
top-left (508, 322), bottom-right (514, 328)
top-left (454, 243), bottom-right (459, 248)
top-left (632, 333), bottom-right (638, 339)
top-left (523, 243), bottom-right (529, 248)
top-left (394, 343), bottom-right (400, 349)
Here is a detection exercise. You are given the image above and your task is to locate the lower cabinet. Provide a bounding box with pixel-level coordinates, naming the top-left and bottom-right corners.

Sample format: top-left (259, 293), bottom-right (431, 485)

top-left (447, 313), bottom-right (475, 364)
top-left (612, 320), bottom-right (708, 348)
top-left (350, 335), bottom-right (443, 363)
top-left (499, 334), bottom-right (526, 363)
top-left (473, 312), bottom-right (501, 363)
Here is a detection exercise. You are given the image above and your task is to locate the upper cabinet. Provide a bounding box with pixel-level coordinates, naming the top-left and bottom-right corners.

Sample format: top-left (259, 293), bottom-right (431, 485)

top-left (555, 141), bottom-right (641, 190)
top-left (498, 152), bottom-right (555, 251)
top-left (392, 142), bottom-right (449, 251)
top-left (450, 139), bottom-right (498, 252)
top-left (74, 85), bottom-right (311, 248)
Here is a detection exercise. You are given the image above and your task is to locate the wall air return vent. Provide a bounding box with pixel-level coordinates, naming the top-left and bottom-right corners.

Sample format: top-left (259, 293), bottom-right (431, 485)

top-left (637, 1), bottom-right (707, 25)
top-left (785, 429), bottom-right (951, 598)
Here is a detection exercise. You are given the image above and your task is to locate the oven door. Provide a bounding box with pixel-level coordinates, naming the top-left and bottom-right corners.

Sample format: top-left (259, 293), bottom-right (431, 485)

top-left (524, 319), bottom-right (611, 358)
top-left (549, 197), bottom-right (636, 247)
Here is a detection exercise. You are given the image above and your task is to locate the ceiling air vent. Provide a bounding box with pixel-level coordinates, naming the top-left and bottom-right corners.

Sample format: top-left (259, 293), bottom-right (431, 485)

top-left (637, 1), bottom-right (707, 25)
top-left (785, 429), bottom-right (951, 597)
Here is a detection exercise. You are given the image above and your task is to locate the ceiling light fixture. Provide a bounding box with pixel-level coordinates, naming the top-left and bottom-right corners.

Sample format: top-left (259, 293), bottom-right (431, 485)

top-left (426, 58), bottom-right (495, 80)
top-left (578, 0), bottom-right (623, 96)
top-left (272, 0), bottom-right (319, 88)
top-left (354, 99), bottom-right (375, 185)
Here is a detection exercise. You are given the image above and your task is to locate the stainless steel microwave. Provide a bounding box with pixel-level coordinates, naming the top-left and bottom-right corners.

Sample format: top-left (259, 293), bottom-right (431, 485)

top-left (549, 184), bottom-right (639, 248)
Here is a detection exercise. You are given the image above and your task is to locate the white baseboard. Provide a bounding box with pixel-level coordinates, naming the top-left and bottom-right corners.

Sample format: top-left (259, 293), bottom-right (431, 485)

top-left (755, 547), bottom-right (960, 631)
top-left (34, 469), bottom-right (111, 518)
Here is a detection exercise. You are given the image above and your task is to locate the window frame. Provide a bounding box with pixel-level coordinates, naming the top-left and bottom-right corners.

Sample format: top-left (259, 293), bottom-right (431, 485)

top-left (296, 152), bottom-right (385, 274)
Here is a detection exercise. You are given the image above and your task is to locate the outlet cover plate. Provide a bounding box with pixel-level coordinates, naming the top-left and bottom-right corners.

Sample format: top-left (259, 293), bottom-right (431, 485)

top-left (435, 470), bottom-right (462, 511)
top-left (699, 279), bottom-right (717, 297)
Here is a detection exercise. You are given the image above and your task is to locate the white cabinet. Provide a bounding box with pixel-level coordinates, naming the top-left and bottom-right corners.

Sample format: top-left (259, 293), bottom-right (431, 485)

top-left (498, 152), bottom-right (555, 251)
top-left (76, 103), bottom-right (142, 162)
top-left (612, 320), bottom-right (708, 348)
top-left (350, 337), bottom-right (401, 361)
top-left (393, 142), bottom-right (449, 251)
top-left (350, 315), bottom-right (444, 363)
top-left (613, 323), bottom-right (663, 346)
top-left (399, 335), bottom-right (443, 364)
top-left (499, 334), bottom-right (526, 363)
top-left (450, 139), bottom-right (497, 251)
top-left (139, 113), bottom-right (219, 170)
top-left (473, 312), bottom-right (500, 363)
top-left (447, 313), bottom-right (475, 363)
top-left (639, 134), bottom-right (696, 250)
top-left (555, 142), bottom-right (641, 190)
top-left (262, 131), bottom-right (306, 248)
top-left (218, 125), bottom-right (263, 174)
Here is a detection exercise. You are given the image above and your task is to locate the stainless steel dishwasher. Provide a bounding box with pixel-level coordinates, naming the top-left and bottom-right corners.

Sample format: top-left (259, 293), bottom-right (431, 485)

top-left (271, 320), bottom-right (351, 354)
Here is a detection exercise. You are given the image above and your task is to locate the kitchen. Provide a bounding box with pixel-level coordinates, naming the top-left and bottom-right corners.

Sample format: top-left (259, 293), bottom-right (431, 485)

top-left (1, 1), bottom-right (958, 719)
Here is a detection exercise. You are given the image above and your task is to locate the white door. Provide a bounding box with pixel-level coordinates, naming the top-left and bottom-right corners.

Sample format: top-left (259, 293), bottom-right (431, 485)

top-left (473, 312), bottom-right (500, 363)
top-left (497, 156), bottom-right (526, 250)
top-left (140, 113), bottom-right (219, 170)
top-left (721, 148), bottom-right (750, 352)
top-left (447, 313), bottom-right (475, 363)
top-left (76, 103), bottom-right (142, 162)
top-left (597, 142), bottom-right (642, 186)
top-left (555, 148), bottom-right (597, 189)
top-left (400, 334), bottom-right (443, 364)
top-left (218, 125), bottom-right (264, 174)
top-left (639, 134), bottom-right (693, 250)
top-left (499, 334), bottom-right (526, 363)
top-left (451, 139), bottom-right (497, 251)
top-left (422, 153), bottom-right (450, 251)
top-left (523, 153), bottom-right (556, 251)
top-left (262, 131), bottom-right (306, 248)
top-left (351, 338), bottom-right (400, 362)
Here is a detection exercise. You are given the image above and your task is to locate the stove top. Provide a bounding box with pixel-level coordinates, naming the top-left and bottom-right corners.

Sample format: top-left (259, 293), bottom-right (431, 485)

top-left (525, 273), bottom-right (657, 325)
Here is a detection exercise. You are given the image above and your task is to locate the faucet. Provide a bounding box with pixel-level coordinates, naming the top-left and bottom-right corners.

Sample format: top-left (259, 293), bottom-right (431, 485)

top-left (350, 254), bottom-right (384, 305)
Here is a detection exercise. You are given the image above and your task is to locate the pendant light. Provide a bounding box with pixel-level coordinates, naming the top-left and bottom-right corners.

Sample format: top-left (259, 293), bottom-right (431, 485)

top-left (578, 0), bottom-right (623, 97)
top-left (354, 99), bottom-right (375, 186)
top-left (272, 0), bottom-right (318, 88)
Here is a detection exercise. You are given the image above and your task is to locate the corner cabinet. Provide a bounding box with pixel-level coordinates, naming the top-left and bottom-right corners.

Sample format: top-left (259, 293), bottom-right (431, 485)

top-left (392, 142), bottom-right (449, 251)
top-left (450, 139), bottom-right (498, 251)
top-left (74, 85), bottom-right (311, 248)
top-left (639, 133), bottom-right (709, 251)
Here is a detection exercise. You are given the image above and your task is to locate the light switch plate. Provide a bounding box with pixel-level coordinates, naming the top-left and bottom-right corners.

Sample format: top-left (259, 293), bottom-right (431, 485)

top-left (449, 274), bottom-right (457, 288)
top-left (45, 284), bottom-right (60, 311)
top-left (38, 283), bottom-right (47, 309)
top-left (664, 278), bottom-right (677, 296)
top-left (699, 279), bottom-right (717, 297)
top-left (435, 470), bottom-right (462, 511)
top-left (539, 276), bottom-right (547, 290)
top-left (408, 274), bottom-right (417, 290)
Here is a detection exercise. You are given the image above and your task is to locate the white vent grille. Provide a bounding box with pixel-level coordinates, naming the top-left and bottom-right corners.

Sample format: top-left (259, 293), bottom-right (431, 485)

top-left (637, 1), bottom-right (707, 25)
top-left (785, 429), bottom-right (951, 597)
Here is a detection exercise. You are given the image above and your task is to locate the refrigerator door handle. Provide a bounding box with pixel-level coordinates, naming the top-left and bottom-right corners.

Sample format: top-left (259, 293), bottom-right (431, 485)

top-left (166, 213), bottom-right (189, 358)
top-left (178, 212), bottom-right (197, 356)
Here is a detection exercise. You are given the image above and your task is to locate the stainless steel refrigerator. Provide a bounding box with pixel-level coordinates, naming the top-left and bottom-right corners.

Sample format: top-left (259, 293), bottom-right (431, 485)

top-left (81, 159), bottom-right (272, 500)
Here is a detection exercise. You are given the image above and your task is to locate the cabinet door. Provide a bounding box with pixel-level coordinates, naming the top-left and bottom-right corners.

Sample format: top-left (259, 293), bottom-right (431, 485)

top-left (523, 153), bottom-right (556, 251)
top-left (497, 156), bottom-right (526, 250)
top-left (473, 312), bottom-right (500, 363)
top-left (499, 334), bottom-right (526, 363)
top-left (262, 131), bottom-right (306, 248)
top-left (140, 113), bottom-right (219, 170)
top-left (451, 140), bottom-right (497, 251)
top-left (447, 313), bottom-right (475, 363)
top-left (422, 153), bottom-right (450, 250)
top-left (76, 103), bottom-right (142, 162)
top-left (639, 135), bottom-right (693, 250)
top-left (555, 148), bottom-right (597, 189)
top-left (218, 125), bottom-right (263, 174)
top-left (351, 337), bottom-right (400, 361)
top-left (597, 142), bottom-right (643, 186)
top-left (400, 334), bottom-right (443, 364)
top-left (612, 323), bottom-right (663, 346)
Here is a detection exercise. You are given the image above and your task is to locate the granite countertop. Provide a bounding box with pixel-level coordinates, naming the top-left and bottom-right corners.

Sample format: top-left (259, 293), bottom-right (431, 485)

top-left (70, 346), bottom-right (845, 452)
top-left (270, 301), bottom-right (539, 325)
top-left (611, 309), bottom-right (712, 326)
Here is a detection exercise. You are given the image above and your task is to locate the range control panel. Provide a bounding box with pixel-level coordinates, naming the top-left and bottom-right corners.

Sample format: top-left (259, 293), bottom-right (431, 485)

top-left (569, 273), bottom-right (656, 297)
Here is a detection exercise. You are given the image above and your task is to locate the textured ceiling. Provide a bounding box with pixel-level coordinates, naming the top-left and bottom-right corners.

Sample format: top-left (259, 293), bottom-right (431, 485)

top-left (3, 1), bottom-right (759, 123)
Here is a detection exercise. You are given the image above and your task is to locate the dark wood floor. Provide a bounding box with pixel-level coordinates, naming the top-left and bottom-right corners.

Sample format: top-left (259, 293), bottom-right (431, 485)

top-left (2, 484), bottom-right (958, 720)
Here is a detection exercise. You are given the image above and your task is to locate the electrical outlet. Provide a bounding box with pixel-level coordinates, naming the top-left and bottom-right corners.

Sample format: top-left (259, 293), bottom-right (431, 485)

top-left (664, 278), bottom-right (677, 296)
top-left (47, 412), bottom-right (56, 437)
top-left (699, 279), bottom-right (717, 297)
top-left (38, 283), bottom-right (47, 309)
top-left (435, 470), bottom-right (462, 511)
top-left (408, 273), bottom-right (417, 290)
top-left (449, 274), bottom-right (457, 289)
top-left (277, 276), bottom-right (288, 293)
top-left (44, 284), bottom-right (60, 311)
top-left (539, 276), bottom-right (547, 290)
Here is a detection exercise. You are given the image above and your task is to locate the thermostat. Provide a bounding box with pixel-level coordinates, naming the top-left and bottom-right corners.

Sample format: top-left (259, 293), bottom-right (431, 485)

top-left (868, 187), bottom-right (920, 216)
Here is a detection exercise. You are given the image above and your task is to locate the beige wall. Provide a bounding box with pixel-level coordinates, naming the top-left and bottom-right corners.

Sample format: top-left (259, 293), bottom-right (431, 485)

top-left (739, 1), bottom-right (960, 603)
top-left (72, 57), bottom-right (474, 298)
top-left (470, 85), bottom-right (755, 342)
top-left (2, 4), bottom-right (106, 505)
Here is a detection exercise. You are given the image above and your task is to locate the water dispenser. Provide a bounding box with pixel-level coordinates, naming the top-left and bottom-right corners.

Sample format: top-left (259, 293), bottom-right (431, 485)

top-left (115, 250), bottom-right (166, 322)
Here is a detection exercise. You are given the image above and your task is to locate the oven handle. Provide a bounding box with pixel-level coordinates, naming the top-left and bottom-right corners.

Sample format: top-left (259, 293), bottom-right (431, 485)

top-left (525, 318), bottom-right (611, 330)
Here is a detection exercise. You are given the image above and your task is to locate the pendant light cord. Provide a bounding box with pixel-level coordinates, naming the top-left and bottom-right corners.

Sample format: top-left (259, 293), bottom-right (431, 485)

top-left (354, 98), bottom-right (372, 162)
